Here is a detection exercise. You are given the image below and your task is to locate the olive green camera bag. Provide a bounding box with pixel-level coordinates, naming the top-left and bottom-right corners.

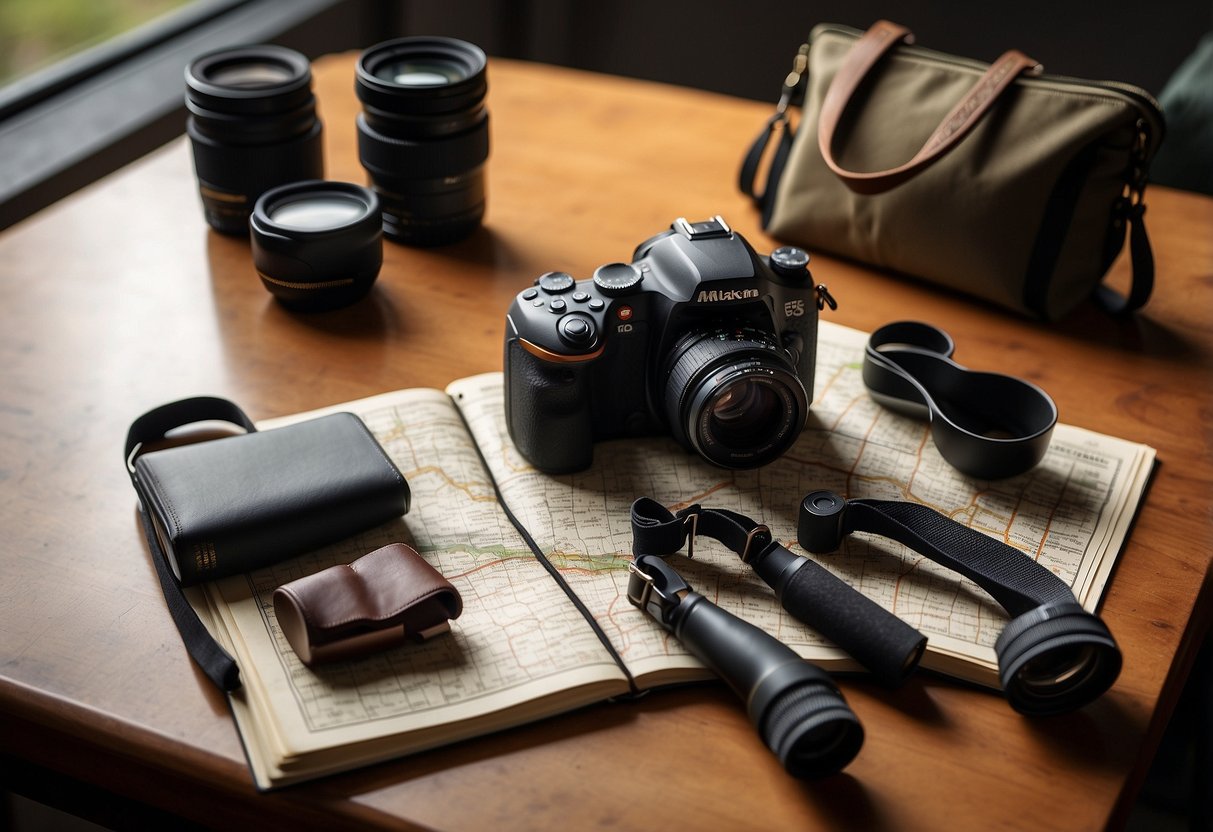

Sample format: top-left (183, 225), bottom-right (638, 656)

top-left (740, 20), bottom-right (1164, 320)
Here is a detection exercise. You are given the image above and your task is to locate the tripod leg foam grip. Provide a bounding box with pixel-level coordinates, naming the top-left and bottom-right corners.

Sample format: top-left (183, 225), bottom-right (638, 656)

top-left (778, 559), bottom-right (927, 687)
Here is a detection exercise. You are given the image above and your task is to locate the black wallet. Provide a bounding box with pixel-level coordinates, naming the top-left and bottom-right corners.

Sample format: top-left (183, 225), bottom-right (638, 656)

top-left (124, 396), bottom-right (411, 690)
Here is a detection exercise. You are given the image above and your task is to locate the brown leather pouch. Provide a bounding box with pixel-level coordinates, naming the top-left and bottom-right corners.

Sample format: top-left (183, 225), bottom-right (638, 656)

top-left (273, 543), bottom-right (462, 666)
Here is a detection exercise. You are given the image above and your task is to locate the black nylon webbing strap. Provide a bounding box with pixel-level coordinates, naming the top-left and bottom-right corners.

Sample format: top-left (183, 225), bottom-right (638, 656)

top-left (843, 499), bottom-right (1073, 617)
top-left (631, 497), bottom-right (927, 686)
top-left (799, 490), bottom-right (1121, 714)
top-left (125, 396), bottom-right (255, 692)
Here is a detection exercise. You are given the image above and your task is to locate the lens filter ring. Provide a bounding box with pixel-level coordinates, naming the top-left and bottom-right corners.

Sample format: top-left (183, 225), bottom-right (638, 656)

top-left (250, 181), bottom-right (383, 310)
top-left (356, 37), bottom-right (487, 115)
top-left (186, 45), bottom-right (313, 116)
top-left (995, 601), bottom-right (1122, 716)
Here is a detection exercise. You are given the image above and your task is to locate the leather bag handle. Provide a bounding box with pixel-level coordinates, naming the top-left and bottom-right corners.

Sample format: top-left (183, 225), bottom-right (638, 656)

top-left (818, 20), bottom-right (1041, 195)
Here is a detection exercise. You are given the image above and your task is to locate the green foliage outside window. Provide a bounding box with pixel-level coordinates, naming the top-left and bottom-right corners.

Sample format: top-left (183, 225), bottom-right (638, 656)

top-left (0, 0), bottom-right (193, 85)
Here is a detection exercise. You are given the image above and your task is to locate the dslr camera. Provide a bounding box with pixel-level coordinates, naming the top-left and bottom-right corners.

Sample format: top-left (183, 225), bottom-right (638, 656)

top-left (503, 217), bottom-right (834, 473)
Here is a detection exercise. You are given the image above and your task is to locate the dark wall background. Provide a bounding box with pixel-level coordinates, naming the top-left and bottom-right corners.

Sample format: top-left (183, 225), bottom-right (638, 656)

top-left (399, 0), bottom-right (1212, 101)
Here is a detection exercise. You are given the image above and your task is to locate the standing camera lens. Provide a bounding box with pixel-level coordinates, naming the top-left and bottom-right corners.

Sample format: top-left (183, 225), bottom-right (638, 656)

top-left (186, 45), bottom-right (324, 235)
top-left (664, 329), bottom-right (809, 468)
top-left (250, 181), bottom-right (382, 310)
top-left (355, 37), bottom-right (489, 246)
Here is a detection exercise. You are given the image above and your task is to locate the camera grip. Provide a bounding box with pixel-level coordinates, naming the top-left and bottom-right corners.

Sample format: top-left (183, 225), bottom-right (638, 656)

top-left (505, 340), bottom-right (594, 473)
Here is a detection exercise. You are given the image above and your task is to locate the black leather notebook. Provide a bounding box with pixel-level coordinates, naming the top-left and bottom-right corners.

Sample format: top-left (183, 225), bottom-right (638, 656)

top-left (132, 411), bottom-right (410, 585)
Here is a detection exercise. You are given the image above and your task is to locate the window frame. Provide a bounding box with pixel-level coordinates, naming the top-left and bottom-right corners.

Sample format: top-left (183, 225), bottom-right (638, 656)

top-left (0, 0), bottom-right (393, 231)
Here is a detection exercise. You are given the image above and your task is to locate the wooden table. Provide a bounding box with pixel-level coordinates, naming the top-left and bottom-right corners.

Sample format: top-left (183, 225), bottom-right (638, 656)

top-left (2, 53), bottom-right (1211, 831)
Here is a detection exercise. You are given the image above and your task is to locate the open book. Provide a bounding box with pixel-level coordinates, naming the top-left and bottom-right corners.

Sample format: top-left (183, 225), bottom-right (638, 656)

top-left (192, 321), bottom-right (1155, 788)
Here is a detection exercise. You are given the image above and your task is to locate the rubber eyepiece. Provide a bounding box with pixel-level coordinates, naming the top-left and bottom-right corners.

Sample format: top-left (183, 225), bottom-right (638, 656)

top-left (995, 601), bottom-right (1122, 716)
top-left (757, 666), bottom-right (864, 779)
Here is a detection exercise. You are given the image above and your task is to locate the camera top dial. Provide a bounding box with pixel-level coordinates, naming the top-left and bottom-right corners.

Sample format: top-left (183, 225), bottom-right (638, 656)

top-left (593, 263), bottom-right (644, 296)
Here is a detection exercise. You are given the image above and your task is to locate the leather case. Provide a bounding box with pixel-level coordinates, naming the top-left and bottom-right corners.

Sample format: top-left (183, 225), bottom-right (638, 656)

top-left (273, 542), bottom-right (463, 666)
top-left (129, 398), bottom-right (411, 585)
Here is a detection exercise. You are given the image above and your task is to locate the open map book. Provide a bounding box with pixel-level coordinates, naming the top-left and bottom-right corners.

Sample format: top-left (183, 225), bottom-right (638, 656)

top-left (192, 321), bottom-right (1155, 788)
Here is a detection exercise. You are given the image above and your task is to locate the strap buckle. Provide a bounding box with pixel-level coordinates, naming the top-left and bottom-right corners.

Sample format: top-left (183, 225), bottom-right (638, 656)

top-left (683, 511), bottom-right (699, 559)
top-left (740, 524), bottom-right (772, 565)
top-left (627, 560), bottom-right (672, 619)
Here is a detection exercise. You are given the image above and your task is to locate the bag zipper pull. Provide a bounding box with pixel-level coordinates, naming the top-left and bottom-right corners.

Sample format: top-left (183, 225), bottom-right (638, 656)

top-left (776, 43), bottom-right (811, 115)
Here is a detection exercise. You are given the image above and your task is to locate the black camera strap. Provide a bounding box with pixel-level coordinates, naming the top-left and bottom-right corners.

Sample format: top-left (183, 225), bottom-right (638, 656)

top-left (124, 397), bottom-right (254, 692)
top-left (799, 490), bottom-right (1121, 715)
top-left (630, 497), bottom-right (926, 687)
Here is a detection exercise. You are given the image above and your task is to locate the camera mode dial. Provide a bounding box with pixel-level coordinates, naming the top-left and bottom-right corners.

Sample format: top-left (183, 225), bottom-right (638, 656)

top-left (593, 263), bottom-right (643, 296)
top-left (770, 246), bottom-right (810, 278)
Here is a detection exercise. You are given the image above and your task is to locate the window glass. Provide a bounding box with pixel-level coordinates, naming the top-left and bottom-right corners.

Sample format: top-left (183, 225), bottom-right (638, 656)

top-left (0, 0), bottom-right (195, 86)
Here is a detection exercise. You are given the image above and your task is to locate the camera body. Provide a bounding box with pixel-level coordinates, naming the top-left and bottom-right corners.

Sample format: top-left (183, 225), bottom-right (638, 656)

top-left (504, 217), bottom-right (831, 473)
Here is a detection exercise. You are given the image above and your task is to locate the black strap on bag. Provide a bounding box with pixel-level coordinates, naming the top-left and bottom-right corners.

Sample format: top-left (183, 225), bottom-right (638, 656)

top-left (124, 397), bottom-right (256, 692)
top-left (738, 45), bottom-right (808, 228)
top-left (630, 497), bottom-right (926, 687)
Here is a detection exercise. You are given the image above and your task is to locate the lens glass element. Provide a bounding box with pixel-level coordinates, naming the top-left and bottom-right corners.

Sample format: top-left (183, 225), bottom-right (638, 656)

top-left (206, 61), bottom-right (296, 88)
top-left (268, 195), bottom-right (368, 231)
top-left (374, 59), bottom-right (467, 86)
top-left (708, 378), bottom-right (784, 448)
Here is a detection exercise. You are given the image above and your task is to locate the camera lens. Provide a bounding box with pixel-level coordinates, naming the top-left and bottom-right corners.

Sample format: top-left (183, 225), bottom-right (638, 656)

top-left (250, 181), bottom-right (382, 310)
top-left (664, 329), bottom-right (808, 468)
top-left (185, 45), bottom-right (324, 235)
top-left (355, 37), bottom-right (489, 246)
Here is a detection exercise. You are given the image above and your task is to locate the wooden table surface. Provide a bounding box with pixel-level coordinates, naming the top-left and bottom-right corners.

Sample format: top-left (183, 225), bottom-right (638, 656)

top-left (2, 53), bottom-right (1211, 831)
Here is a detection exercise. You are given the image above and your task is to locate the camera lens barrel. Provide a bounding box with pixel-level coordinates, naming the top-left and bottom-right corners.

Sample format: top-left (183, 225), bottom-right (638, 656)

top-left (355, 37), bottom-right (490, 246)
top-left (250, 180), bottom-right (382, 310)
top-left (664, 329), bottom-right (808, 468)
top-left (185, 45), bottom-right (324, 234)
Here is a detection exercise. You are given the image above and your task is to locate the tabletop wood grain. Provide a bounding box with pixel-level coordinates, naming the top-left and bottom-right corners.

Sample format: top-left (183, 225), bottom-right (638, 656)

top-left (1, 53), bottom-right (1211, 831)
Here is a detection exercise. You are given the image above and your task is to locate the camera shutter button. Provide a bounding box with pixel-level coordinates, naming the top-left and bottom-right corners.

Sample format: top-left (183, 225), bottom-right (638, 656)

top-left (558, 315), bottom-right (597, 348)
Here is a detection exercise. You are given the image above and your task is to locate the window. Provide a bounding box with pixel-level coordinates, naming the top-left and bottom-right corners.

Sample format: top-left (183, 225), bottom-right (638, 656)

top-left (0, 0), bottom-right (394, 230)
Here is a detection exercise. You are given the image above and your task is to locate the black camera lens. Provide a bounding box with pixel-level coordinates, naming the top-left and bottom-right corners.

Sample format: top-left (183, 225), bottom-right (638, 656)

top-left (250, 181), bottom-right (382, 310)
top-left (355, 37), bottom-right (489, 246)
top-left (665, 329), bottom-right (808, 468)
top-left (185, 45), bottom-right (324, 235)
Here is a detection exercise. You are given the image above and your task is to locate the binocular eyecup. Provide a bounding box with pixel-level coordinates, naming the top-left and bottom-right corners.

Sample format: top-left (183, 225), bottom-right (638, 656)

top-left (628, 556), bottom-right (863, 778)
